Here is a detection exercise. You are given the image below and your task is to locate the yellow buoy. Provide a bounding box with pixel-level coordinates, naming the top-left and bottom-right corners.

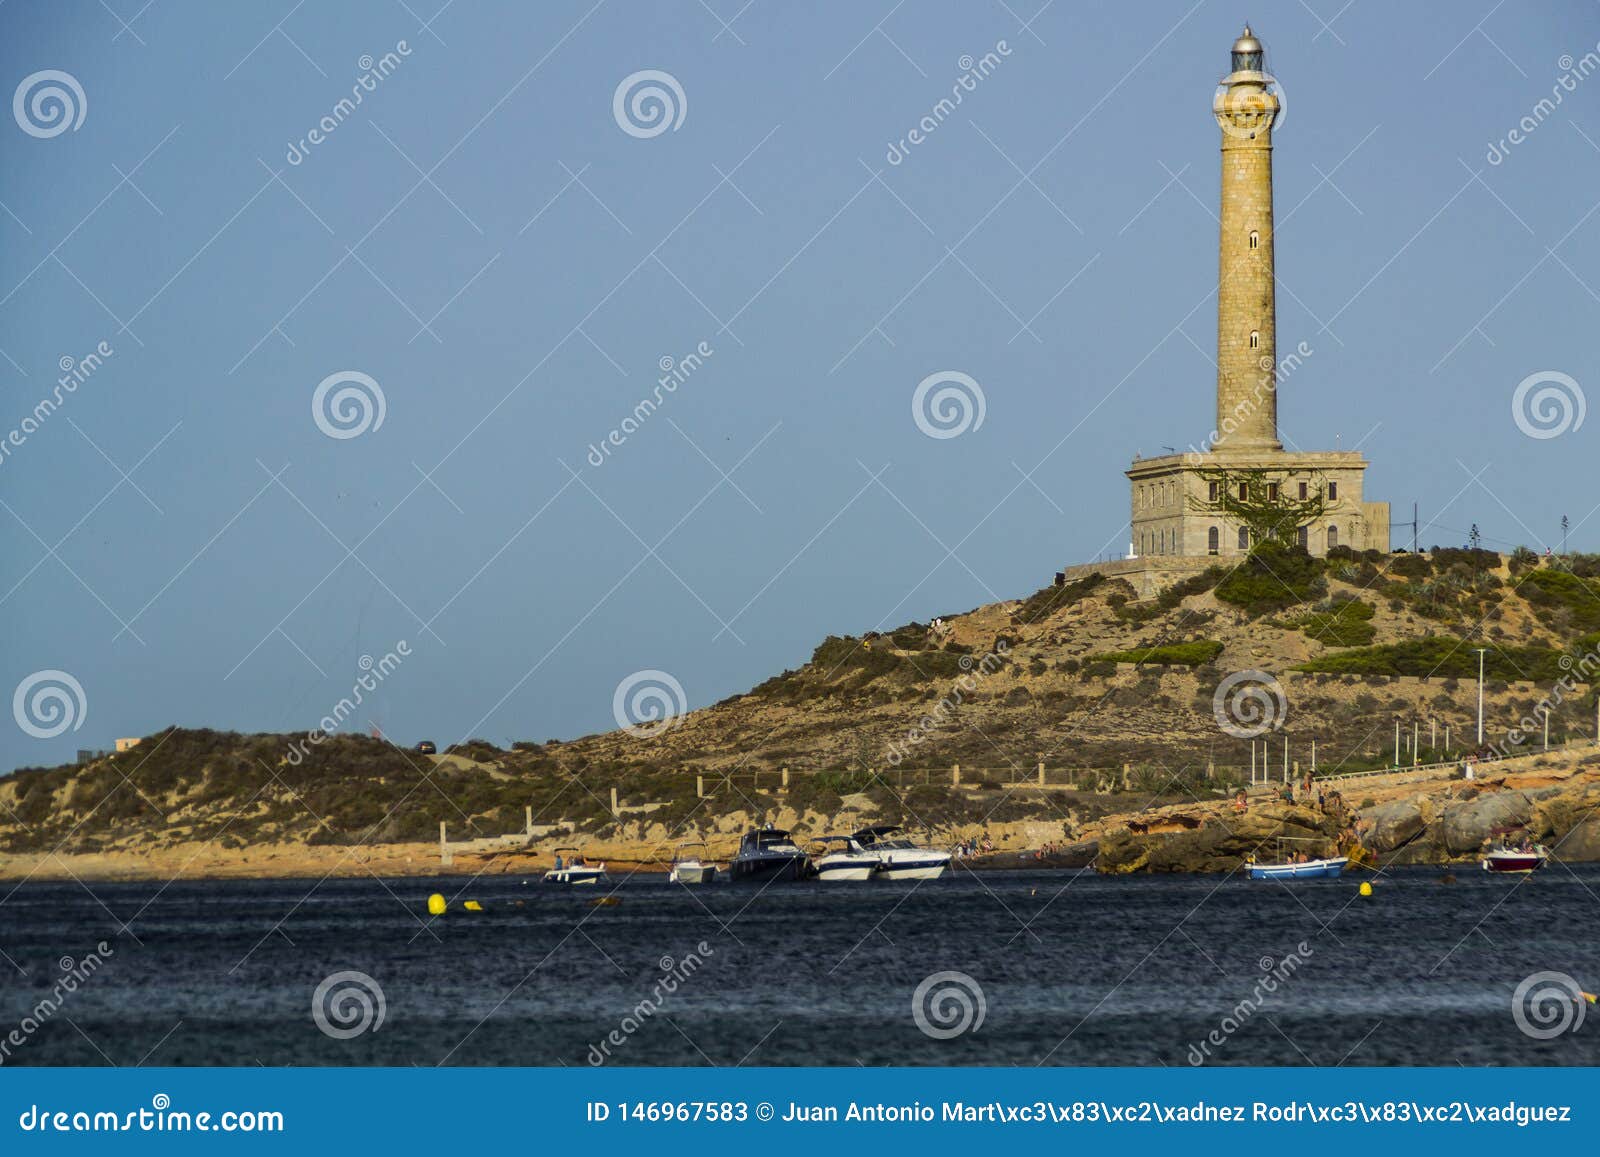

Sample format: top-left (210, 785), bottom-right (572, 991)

top-left (1358, 881), bottom-right (1373, 897)
top-left (463, 900), bottom-right (484, 911)
top-left (426, 893), bottom-right (447, 916)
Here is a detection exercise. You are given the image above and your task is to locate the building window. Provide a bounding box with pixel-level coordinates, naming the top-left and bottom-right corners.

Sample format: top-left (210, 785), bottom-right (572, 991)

top-left (1249, 231), bottom-right (1259, 250)
top-left (1327, 525), bottom-right (1339, 551)
top-left (1267, 482), bottom-right (1278, 501)
top-left (1327, 481), bottom-right (1338, 500)
top-left (1208, 481), bottom-right (1218, 502)
top-left (1297, 525), bottom-right (1308, 550)
top-left (1238, 527), bottom-right (1249, 550)
top-left (1208, 526), bottom-right (1219, 555)
top-left (1238, 482), bottom-right (1248, 501)
top-left (1249, 330), bottom-right (1260, 350)
top-left (1298, 481), bottom-right (1308, 500)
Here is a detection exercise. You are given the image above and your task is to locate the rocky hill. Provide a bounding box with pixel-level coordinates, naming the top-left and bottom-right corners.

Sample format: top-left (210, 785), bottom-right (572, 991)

top-left (3, 545), bottom-right (1598, 876)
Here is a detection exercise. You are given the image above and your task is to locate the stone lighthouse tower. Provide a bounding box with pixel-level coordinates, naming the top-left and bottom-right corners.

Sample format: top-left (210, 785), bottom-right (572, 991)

top-left (1085, 24), bottom-right (1391, 592)
top-left (1212, 26), bottom-right (1281, 452)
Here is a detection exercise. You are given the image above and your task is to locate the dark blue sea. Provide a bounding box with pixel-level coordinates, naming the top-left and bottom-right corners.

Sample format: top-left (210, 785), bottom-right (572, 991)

top-left (2, 867), bottom-right (1596, 1066)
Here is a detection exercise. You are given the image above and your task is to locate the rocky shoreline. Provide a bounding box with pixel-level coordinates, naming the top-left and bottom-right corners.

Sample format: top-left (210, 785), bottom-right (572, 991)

top-left (3, 749), bottom-right (1595, 883)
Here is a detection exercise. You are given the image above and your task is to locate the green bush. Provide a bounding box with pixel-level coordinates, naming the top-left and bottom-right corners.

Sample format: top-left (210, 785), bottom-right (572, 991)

top-left (1518, 568), bottom-right (1600, 633)
top-left (1291, 597), bottom-right (1376, 647)
top-left (1296, 638), bottom-right (1567, 681)
top-left (1214, 542), bottom-right (1325, 615)
top-left (1010, 573), bottom-right (1105, 625)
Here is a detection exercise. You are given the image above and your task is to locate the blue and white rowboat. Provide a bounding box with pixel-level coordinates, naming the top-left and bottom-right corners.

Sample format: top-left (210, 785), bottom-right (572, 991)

top-left (1247, 855), bottom-right (1348, 880)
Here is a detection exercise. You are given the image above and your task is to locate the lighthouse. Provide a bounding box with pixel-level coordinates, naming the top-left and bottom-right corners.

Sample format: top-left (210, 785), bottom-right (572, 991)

top-left (1076, 24), bottom-right (1391, 593)
top-left (1212, 25), bottom-right (1282, 453)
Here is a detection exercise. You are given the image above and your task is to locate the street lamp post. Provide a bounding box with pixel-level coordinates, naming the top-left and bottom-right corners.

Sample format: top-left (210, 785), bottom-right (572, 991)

top-left (1474, 648), bottom-right (1488, 748)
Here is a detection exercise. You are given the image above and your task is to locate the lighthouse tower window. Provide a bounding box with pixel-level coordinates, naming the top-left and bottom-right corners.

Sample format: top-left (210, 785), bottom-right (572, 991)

top-left (1249, 330), bottom-right (1260, 350)
top-left (1249, 231), bottom-right (1259, 249)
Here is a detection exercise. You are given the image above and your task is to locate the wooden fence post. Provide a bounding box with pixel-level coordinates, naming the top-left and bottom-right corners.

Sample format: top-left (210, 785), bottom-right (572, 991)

top-left (1037, 761), bottom-right (1045, 786)
top-left (610, 786), bottom-right (619, 818)
top-left (952, 763), bottom-right (961, 786)
top-left (440, 821), bottom-right (452, 868)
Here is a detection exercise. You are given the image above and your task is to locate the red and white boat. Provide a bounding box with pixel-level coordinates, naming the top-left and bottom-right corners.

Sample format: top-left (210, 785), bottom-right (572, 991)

top-left (1481, 843), bottom-right (1549, 873)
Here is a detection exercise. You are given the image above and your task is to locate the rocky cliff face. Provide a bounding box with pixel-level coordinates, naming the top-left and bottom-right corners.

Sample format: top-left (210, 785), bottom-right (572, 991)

top-left (1085, 754), bottom-right (1600, 873)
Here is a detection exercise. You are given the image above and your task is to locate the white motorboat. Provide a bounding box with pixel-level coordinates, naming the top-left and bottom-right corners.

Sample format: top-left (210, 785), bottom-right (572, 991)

top-left (1481, 843), bottom-right (1549, 873)
top-left (542, 848), bottom-right (607, 885)
top-left (668, 842), bottom-right (717, 884)
top-left (853, 825), bottom-right (951, 880)
top-left (811, 835), bottom-right (879, 881)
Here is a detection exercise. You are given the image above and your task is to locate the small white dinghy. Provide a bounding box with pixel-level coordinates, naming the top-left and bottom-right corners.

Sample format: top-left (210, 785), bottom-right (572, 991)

top-left (668, 842), bottom-right (717, 884)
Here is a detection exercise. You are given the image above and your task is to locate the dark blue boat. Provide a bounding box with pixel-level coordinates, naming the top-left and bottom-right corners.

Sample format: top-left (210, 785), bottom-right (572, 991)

top-left (729, 825), bottom-right (813, 882)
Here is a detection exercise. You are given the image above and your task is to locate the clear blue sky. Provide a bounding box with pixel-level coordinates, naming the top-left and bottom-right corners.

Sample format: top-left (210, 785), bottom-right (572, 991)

top-left (2, 1), bottom-right (1597, 771)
